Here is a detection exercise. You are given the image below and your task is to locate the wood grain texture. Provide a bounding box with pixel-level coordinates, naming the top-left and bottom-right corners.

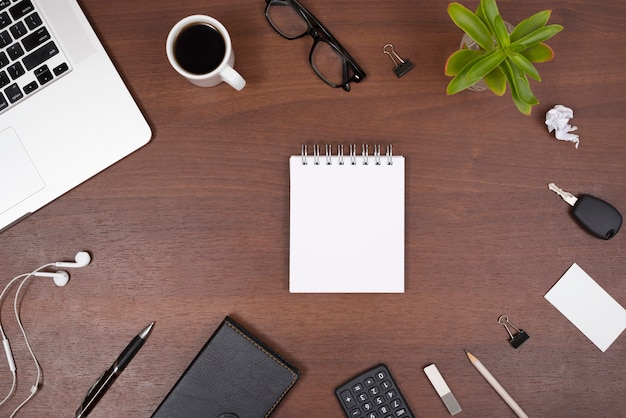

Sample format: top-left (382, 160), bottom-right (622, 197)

top-left (1, 0), bottom-right (626, 416)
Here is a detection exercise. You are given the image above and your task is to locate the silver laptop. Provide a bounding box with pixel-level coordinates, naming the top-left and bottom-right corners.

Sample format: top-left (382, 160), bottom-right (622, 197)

top-left (0, 0), bottom-right (151, 232)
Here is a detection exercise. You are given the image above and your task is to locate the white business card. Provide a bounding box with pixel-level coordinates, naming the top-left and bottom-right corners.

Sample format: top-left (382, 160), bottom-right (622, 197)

top-left (545, 263), bottom-right (626, 352)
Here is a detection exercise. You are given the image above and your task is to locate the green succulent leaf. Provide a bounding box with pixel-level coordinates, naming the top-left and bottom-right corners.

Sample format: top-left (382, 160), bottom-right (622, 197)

top-left (501, 60), bottom-right (533, 114)
top-left (509, 10), bottom-right (552, 43)
top-left (445, 49), bottom-right (484, 76)
top-left (506, 58), bottom-right (538, 105)
top-left (492, 15), bottom-right (510, 47)
top-left (511, 24), bottom-right (563, 49)
top-left (511, 90), bottom-right (533, 115)
top-left (448, 3), bottom-right (493, 50)
top-left (480, 0), bottom-right (500, 34)
top-left (521, 43), bottom-right (554, 63)
top-left (508, 52), bottom-right (541, 81)
top-left (466, 48), bottom-right (507, 81)
top-left (475, 2), bottom-right (487, 25)
top-left (483, 66), bottom-right (506, 96)
top-left (446, 58), bottom-right (484, 95)
top-left (446, 49), bottom-right (506, 95)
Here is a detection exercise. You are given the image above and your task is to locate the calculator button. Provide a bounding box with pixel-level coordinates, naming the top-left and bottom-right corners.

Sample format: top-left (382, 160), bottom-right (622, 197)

top-left (381, 380), bottom-right (392, 390)
top-left (374, 396), bottom-right (384, 405)
top-left (369, 386), bottom-right (380, 396)
top-left (363, 401), bottom-right (374, 411)
top-left (364, 377), bottom-right (375, 387)
top-left (357, 393), bottom-right (368, 402)
top-left (395, 408), bottom-right (409, 417)
top-left (379, 405), bottom-right (390, 414)
top-left (349, 408), bottom-right (361, 417)
top-left (386, 389), bottom-right (397, 400)
top-left (376, 370), bottom-right (387, 380)
top-left (352, 383), bottom-right (364, 393)
top-left (340, 390), bottom-right (356, 407)
top-left (390, 399), bottom-right (402, 408)
top-left (366, 413), bottom-right (378, 418)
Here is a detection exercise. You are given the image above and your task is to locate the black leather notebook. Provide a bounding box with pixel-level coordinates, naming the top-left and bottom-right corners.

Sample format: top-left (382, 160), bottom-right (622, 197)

top-left (151, 316), bottom-right (300, 418)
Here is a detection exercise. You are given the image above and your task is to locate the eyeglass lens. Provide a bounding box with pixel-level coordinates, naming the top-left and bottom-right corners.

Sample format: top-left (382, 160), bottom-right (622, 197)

top-left (266, 0), bottom-right (349, 88)
top-left (266, 1), bottom-right (308, 39)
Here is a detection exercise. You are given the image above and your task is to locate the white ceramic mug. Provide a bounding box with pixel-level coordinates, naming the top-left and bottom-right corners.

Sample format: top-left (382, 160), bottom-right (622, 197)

top-left (166, 15), bottom-right (246, 90)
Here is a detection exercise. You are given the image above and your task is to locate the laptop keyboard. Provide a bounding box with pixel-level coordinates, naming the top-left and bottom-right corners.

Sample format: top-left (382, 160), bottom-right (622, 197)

top-left (0, 0), bottom-right (71, 115)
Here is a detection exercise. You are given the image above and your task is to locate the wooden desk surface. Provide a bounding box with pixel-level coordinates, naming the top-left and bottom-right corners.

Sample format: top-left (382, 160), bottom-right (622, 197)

top-left (2, 0), bottom-right (626, 416)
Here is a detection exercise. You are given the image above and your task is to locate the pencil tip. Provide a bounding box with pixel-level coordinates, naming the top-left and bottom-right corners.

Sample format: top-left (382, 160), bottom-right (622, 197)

top-left (463, 348), bottom-right (469, 353)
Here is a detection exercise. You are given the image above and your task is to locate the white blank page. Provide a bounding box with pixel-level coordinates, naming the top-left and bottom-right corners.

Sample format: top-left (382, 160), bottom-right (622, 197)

top-left (289, 154), bottom-right (405, 293)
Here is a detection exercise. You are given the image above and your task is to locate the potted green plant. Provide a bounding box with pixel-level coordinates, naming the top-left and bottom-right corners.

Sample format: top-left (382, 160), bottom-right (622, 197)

top-left (444, 0), bottom-right (563, 115)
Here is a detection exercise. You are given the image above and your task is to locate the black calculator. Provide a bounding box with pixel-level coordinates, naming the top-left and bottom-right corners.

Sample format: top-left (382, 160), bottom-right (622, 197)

top-left (335, 364), bottom-right (415, 418)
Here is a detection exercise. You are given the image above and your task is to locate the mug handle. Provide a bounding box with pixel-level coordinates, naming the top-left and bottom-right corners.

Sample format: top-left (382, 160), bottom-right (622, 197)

top-left (220, 66), bottom-right (246, 91)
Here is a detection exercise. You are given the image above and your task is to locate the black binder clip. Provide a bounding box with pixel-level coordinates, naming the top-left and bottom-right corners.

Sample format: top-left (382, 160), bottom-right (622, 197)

top-left (383, 44), bottom-right (414, 78)
top-left (498, 315), bottom-right (529, 349)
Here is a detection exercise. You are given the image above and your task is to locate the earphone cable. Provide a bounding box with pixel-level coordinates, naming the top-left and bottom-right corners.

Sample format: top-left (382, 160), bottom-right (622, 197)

top-left (0, 371), bottom-right (16, 407)
top-left (9, 274), bottom-right (45, 417)
top-left (0, 263), bottom-right (54, 415)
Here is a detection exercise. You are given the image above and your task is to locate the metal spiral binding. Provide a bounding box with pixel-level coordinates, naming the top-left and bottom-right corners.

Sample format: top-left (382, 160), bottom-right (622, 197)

top-left (301, 144), bottom-right (393, 166)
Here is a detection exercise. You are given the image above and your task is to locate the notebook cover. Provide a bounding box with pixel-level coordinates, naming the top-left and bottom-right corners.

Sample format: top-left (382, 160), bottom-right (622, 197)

top-left (151, 316), bottom-right (300, 418)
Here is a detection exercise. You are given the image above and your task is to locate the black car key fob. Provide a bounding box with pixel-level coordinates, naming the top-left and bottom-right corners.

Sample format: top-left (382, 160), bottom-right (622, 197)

top-left (549, 183), bottom-right (623, 239)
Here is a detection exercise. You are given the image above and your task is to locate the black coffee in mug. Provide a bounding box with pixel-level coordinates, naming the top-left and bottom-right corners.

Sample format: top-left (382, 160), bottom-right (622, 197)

top-left (174, 23), bottom-right (226, 75)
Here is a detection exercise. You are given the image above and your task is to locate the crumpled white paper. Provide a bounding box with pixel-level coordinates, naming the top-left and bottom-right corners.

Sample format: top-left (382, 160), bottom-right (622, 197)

top-left (545, 105), bottom-right (579, 148)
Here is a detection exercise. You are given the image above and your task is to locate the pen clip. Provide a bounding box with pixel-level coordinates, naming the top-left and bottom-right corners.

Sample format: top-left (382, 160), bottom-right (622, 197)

top-left (76, 370), bottom-right (109, 417)
top-left (86, 370), bottom-right (106, 397)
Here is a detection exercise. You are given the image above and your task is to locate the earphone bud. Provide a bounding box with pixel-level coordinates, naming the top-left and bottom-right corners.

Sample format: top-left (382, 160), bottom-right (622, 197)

top-left (32, 271), bottom-right (70, 287)
top-left (55, 251), bottom-right (91, 268)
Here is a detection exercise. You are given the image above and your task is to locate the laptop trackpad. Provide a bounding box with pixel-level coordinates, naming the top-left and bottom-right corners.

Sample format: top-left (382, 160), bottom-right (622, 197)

top-left (0, 127), bottom-right (45, 215)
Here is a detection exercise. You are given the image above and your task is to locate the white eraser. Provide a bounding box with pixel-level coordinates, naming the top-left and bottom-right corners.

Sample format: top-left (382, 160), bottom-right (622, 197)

top-left (424, 363), bottom-right (462, 415)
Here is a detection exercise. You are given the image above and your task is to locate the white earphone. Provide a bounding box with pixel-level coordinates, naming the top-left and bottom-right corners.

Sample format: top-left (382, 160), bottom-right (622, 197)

top-left (55, 251), bottom-right (91, 269)
top-left (31, 271), bottom-right (70, 287)
top-left (30, 251), bottom-right (91, 287)
top-left (0, 251), bottom-right (91, 417)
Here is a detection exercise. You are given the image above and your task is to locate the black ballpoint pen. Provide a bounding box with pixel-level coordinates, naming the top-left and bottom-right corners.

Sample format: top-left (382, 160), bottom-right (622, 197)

top-left (75, 322), bottom-right (155, 418)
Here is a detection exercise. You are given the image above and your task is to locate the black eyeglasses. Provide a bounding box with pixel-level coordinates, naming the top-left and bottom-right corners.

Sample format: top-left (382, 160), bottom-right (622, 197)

top-left (265, 0), bottom-right (366, 91)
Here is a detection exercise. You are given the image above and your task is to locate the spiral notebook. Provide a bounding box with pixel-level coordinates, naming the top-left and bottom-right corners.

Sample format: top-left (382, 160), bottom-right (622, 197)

top-left (289, 144), bottom-right (405, 293)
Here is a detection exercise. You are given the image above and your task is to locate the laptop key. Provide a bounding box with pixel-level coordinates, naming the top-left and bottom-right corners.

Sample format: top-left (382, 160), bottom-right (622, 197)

top-left (23, 80), bottom-right (37, 94)
top-left (0, 11), bottom-right (9, 29)
top-left (0, 30), bottom-right (10, 48)
top-left (34, 64), bottom-right (52, 84)
top-left (9, 0), bottom-right (34, 21)
top-left (7, 62), bottom-right (24, 80)
top-left (22, 40), bottom-right (58, 70)
top-left (0, 0), bottom-right (9, 12)
top-left (53, 62), bottom-right (68, 76)
top-left (10, 21), bottom-right (27, 39)
top-left (24, 12), bottom-right (42, 30)
top-left (22, 26), bottom-right (49, 51)
top-left (7, 43), bottom-right (25, 60)
top-left (4, 83), bottom-right (22, 103)
top-left (0, 71), bottom-right (8, 87)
